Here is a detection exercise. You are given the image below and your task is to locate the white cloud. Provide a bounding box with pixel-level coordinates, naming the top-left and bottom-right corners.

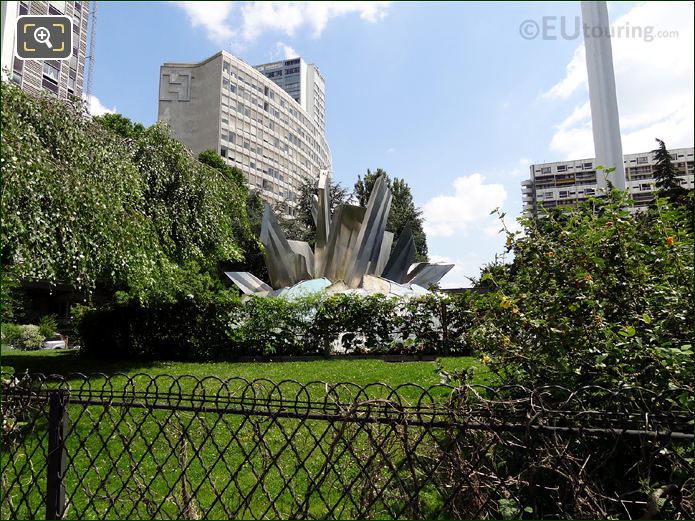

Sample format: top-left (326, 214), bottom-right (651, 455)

top-left (428, 254), bottom-right (496, 289)
top-left (548, 102), bottom-right (594, 159)
top-left (85, 94), bottom-right (116, 116)
top-left (239, 1), bottom-right (391, 40)
top-left (173, 1), bottom-right (235, 43)
top-left (542, 45), bottom-right (587, 100)
top-left (422, 173), bottom-right (507, 238)
top-left (508, 157), bottom-right (532, 178)
top-left (275, 41), bottom-right (299, 59)
top-left (172, 1), bottom-right (391, 45)
top-left (545, 2), bottom-right (694, 158)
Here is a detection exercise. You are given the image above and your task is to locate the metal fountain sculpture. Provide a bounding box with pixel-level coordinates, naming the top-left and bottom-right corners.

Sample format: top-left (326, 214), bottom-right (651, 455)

top-left (225, 173), bottom-right (453, 297)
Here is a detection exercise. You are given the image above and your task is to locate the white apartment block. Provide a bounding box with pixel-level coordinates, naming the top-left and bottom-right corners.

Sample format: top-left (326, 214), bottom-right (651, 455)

top-left (158, 51), bottom-right (331, 214)
top-left (522, 147), bottom-right (694, 214)
top-left (1, 0), bottom-right (89, 99)
top-left (255, 57), bottom-right (326, 135)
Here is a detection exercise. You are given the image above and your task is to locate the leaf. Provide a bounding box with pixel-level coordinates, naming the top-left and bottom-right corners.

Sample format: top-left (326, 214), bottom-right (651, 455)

top-left (618, 325), bottom-right (636, 338)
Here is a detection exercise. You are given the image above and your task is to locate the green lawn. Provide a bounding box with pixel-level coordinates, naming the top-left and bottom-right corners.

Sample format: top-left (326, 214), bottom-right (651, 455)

top-left (1, 348), bottom-right (493, 519)
top-left (0, 347), bottom-right (492, 387)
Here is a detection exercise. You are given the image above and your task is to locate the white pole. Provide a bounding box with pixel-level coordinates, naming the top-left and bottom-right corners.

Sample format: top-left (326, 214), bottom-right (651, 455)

top-left (581, 1), bottom-right (626, 191)
top-left (1, 2), bottom-right (19, 81)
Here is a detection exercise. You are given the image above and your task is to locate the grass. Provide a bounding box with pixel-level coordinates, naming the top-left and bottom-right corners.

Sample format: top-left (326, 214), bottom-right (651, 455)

top-left (0, 347), bottom-right (492, 387)
top-left (1, 348), bottom-right (493, 518)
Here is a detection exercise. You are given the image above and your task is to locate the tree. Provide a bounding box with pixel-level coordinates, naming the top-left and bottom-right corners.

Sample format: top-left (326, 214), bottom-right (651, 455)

top-left (354, 169), bottom-right (428, 262)
top-left (198, 149), bottom-right (246, 188)
top-left (93, 113), bottom-right (144, 139)
top-left (652, 138), bottom-right (688, 204)
top-left (196, 151), bottom-right (270, 281)
top-left (276, 176), bottom-right (350, 244)
top-left (0, 81), bottom-right (247, 303)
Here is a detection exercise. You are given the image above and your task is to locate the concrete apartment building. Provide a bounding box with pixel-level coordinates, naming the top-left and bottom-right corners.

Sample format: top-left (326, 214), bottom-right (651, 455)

top-left (158, 51), bottom-right (331, 214)
top-left (1, 0), bottom-right (89, 99)
top-left (522, 147), bottom-right (695, 215)
top-left (255, 57), bottom-right (326, 134)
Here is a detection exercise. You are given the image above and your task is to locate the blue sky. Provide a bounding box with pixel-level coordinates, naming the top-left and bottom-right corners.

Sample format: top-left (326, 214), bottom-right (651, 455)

top-left (90, 1), bottom-right (694, 287)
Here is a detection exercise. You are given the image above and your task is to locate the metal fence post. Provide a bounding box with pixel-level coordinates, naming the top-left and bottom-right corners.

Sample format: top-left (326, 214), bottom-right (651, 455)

top-left (46, 390), bottom-right (69, 520)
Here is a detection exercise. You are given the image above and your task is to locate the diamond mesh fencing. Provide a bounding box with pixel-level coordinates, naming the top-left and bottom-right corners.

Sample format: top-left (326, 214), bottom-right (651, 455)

top-left (1, 373), bottom-right (692, 519)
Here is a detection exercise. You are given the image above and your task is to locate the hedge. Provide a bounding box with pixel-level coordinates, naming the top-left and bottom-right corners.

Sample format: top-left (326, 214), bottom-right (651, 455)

top-left (77, 293), bottom-right (475, 360)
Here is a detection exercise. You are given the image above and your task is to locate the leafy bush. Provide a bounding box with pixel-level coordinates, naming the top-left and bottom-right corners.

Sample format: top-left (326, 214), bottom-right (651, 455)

top-left (38, 315), bottom-right (58, 338)
top-left (2, 324), bottom-right (45, 350)
top-left (1, 323), bottom-right (23, 347)
top-left (18, 325), bottom-right (45, 350)
top-left (467, 191), bottom-right (693, 391)
top-left (77, 292), bottom-right (474, 360)
top-left (78, 291), bottom-right (241, 360)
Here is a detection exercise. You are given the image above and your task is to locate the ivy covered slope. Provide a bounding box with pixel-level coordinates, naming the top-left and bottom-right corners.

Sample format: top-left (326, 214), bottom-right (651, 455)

top-left (0, 81), bottom-right (249, 301)
top-left (471, 191), bottom-right (694, 391)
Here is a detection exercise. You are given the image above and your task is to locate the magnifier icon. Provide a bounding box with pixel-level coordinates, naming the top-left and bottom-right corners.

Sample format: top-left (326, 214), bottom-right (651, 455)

top-left (33, 26), bottom-right (53, 49)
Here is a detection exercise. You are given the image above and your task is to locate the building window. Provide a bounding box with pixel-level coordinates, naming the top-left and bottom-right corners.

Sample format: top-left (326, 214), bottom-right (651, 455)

top-left (220, 148), bottom-right (227, 157)
top-left (49, 1), bottom-right (66, 13)
top-left (223, 61), bottom-right (230, 73)
top-left (48, 0), bottom-right (66, 15)
top-left (228, 132), bottom-right (235, 144)
top-left (67, 67), bottom-right (76, 94)
top-left (12, 58), bottom-right (23, 85)
top-left (557, 165), bottom-right (566, 172)
top-left (541, 167), bottom-right (551, 174)
top-left (583, 162), bottom-right (592, 169)
top-left (637, 156), bottom-right (648, 164)
top-left (42, 61), bottom-right (60, 94)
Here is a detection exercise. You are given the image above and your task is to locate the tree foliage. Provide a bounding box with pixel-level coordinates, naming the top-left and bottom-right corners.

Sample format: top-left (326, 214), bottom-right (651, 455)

top-left (651, 138), bottom-right (688, 205)
top-left (0, 82), bottom-right (248, 303)
top-left (198, 149), bottom-right (246, 188)
top-left (354, 169), bottom-right (428, 261)
top-left (277, 176), bottom-right (350, 244)
top-left (93, 113), bottom-right (144, 139)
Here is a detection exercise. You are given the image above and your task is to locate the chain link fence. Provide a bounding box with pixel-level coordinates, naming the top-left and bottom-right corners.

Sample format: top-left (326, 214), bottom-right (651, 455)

top-left (2, 372), bottom-right (692, 519)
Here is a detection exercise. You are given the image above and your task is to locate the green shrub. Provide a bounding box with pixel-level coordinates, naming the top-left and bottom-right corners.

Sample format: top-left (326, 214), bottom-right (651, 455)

top-left (1, 323), bottom-right (45, 350)
top-left (1, 323), bottom-right (23, 347)
top-left (38, 315), bottom-right (58, 338)
top-left (467, 191), bottom-right (693, 392)
top-left (78, 291), bottom-right (241, 360)
top-left (17, 325), bottom-right (45, 350)
top-left (77, 292), bottom-right (474, 360)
